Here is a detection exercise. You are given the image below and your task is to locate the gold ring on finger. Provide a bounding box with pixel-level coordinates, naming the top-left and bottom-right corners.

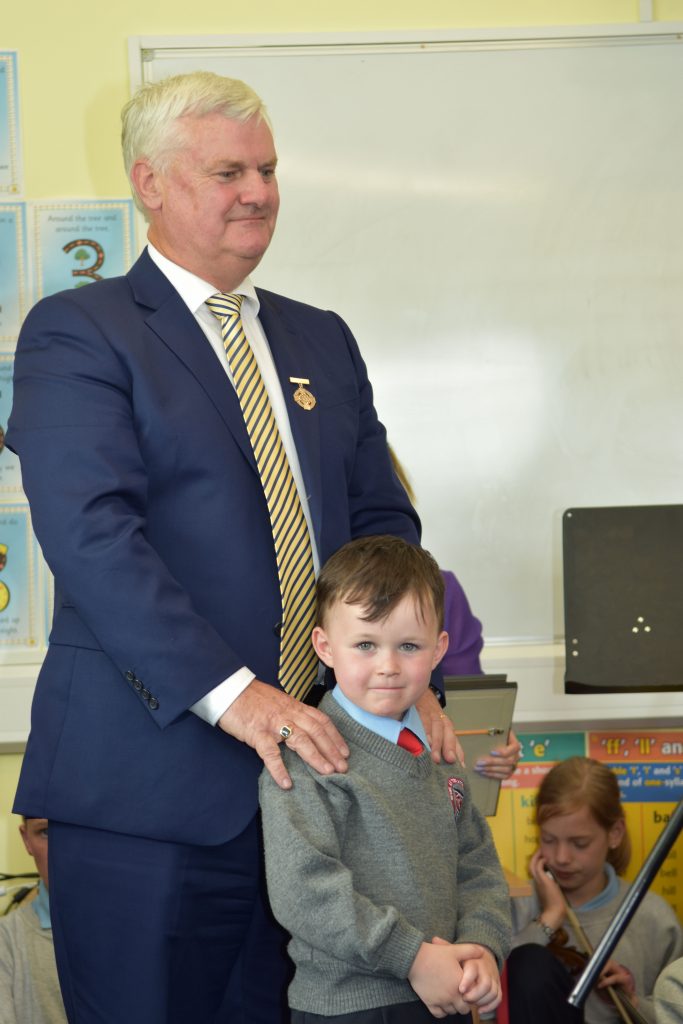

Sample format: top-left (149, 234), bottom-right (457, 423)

top-left (279, 724), bottom-right (294, 740)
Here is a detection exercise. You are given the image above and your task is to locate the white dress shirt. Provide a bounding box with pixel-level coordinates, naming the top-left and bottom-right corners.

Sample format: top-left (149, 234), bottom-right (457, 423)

top-left (147, 243), bottom-right (320, 724)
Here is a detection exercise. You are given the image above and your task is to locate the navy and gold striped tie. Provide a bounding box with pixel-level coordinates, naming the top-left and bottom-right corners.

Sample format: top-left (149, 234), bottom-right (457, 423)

top-left (206, 293), bottom-right (318, 701)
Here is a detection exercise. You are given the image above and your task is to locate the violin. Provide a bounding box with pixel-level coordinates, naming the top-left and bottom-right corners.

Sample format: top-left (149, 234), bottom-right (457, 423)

top-left (547, 926), bottom-right (593, 977)
top-left (544, 877), bottom-right (649, 1024)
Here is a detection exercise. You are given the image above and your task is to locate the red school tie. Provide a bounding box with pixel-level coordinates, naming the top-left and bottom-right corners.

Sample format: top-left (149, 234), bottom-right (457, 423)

top-left (397, 728), bottom-right (424, 756)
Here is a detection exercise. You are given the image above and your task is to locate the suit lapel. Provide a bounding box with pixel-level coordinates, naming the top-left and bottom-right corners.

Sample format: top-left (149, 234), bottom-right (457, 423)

top-left (128, 252), bottom-right (256, 469)
top-left (126, 253), bottom-right (323, 539)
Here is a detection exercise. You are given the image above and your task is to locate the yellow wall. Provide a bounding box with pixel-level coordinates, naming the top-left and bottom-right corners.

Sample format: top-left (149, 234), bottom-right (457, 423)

top-left (0, 753), bottom-right (32, 876)
top-left (3, 0), bottom-right (683, 871)
top-left (5, 0), bottom-right (683, 202)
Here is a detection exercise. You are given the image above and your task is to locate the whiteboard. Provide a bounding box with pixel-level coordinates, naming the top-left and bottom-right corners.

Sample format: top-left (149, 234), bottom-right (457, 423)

top-left (131, 29), bottom-right (683, 645)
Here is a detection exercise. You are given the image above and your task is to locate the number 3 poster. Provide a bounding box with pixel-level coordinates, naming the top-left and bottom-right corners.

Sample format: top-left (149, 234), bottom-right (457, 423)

top-left (32, 200), bottom-right (135, 299)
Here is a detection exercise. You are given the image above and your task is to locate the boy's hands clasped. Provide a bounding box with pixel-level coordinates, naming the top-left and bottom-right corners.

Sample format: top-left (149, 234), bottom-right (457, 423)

top-left (408, 935), bottom-right (502, 1018)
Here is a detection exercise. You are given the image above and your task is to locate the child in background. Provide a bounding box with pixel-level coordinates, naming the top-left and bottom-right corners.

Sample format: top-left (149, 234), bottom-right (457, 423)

top-left (508, 756), bottom-right (683, 1024)
top-left (260, 535), bottom-right (511, 1024)
top-left (654, 955), bottom-right (683, 1024)
top-left (0, 817), bottom-right (67, 1023)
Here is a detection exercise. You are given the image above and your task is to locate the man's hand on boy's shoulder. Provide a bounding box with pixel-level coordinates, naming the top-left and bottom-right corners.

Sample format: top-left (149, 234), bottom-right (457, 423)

top-left (415, 690), bottom-right (465, 765)
top-left (219, 680), bottom-right (349, 790)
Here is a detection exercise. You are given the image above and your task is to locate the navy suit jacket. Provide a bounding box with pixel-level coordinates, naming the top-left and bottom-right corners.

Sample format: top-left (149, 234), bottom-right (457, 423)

top-left (8, 250), bottom-right (420, 845)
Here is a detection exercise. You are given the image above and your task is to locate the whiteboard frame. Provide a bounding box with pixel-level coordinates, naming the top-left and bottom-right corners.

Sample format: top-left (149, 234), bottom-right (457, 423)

top-left (129, 23), bottom-right (683, 89)
top-left (86, 28), bottom-right (670, 735)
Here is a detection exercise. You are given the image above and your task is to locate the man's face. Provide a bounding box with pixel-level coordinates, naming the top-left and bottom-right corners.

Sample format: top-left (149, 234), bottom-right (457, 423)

top-left (143, 112), bottom-right (279, 290)
top-left (312, 594), bottom-right (448, 720)
top-left (19, 817), bottom-right (49, 888)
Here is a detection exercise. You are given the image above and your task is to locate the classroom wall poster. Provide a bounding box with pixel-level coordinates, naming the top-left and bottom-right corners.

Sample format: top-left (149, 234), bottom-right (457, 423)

top-left (487, 729), bottom-right (683, 920)
top-left (32, 200), bottom-right (135, 299)
top-left (0, 505), bottom-right (40, 648)
top-left (0, 53), bottom-right (22, 196)
top-left (0, 201), bottom-right (28, 344)
top-left (0, 355), bottom-right (22, 494)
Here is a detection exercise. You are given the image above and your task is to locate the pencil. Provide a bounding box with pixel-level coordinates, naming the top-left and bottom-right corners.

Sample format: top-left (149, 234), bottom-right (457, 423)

top-left (454, 728), bottom-right (505, 737)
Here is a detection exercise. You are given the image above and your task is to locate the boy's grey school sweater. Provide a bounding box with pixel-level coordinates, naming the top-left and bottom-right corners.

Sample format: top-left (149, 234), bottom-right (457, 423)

top-left (259, 693), bottom-right (511, 1016)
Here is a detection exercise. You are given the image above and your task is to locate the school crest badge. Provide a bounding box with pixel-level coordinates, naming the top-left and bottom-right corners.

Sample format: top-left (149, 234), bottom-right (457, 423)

top-left (448, 777), bottom-right (465, 819)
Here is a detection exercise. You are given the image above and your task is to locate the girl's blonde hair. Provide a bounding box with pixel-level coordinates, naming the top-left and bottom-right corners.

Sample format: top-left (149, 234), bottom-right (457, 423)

top-left (387, 445), bottom-right (416, 504)
top-left (536, 756), bottom-right (631, 874)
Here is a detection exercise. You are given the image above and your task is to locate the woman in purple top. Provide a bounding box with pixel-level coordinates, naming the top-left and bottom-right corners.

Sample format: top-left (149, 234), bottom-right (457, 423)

top-left (389, 448), bottom-right (521, 782)
top-left (440, 568), bottom-right (485, 676)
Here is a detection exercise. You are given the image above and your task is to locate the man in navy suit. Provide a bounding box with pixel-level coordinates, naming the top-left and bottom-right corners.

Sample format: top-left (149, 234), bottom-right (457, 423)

top-left (7, 71), bottom-right (459, 1023)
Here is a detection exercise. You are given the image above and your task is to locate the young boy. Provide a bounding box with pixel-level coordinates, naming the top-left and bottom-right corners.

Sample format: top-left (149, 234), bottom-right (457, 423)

top-left (259, 535), bottom-right (511, 1024)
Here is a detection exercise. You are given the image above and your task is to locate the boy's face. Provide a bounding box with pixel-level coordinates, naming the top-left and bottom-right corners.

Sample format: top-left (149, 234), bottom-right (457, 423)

top-left (19, 817), bottom-right (49, 888)
top-left (312, 593), bottom-right (448, 720)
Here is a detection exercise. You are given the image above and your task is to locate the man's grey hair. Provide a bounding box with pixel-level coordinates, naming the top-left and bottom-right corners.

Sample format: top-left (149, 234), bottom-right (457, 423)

top-left (121, 71), bottom-right (270, 215)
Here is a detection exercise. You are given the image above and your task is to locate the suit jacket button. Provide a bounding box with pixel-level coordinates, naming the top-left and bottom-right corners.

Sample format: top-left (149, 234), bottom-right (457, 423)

top-left (141, 688), bottom-right (151, 700)
top-left (133, 679), bottom-right (143, 692)
top-left (125, 670), bottom-right (135, 682)
top-left (148, 698), bottom-right (159, 710)
top-left (273, 621), bottom-right (282, 637)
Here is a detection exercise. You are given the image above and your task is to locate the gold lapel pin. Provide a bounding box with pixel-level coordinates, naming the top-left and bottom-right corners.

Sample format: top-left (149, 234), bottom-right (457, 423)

top-left (289, 377), bottom-right (316, 410)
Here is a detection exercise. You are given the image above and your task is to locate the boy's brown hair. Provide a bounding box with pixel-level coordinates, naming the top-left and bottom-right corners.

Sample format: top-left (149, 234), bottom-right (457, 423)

top-left (316, 535), bottom-right (444, 629)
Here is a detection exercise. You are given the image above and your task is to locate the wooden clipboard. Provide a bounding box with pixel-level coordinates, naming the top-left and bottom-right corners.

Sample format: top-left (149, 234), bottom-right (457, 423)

top-left (443, 675), bottom-right (517, 817)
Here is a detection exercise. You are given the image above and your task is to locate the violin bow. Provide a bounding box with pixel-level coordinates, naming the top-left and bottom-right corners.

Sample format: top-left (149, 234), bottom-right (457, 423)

top-left (569, 799), bottom-right (683, 1018)
top-left (560, 898), bottom-right (649, 1024)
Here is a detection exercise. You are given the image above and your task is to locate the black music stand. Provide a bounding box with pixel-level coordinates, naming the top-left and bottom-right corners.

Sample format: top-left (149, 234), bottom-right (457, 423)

top-left (563, 504), bottom-right (683, 693)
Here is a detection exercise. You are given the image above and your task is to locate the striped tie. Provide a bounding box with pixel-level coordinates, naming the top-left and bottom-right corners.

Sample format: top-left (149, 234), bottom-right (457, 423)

top-left (206, 292), bottom-right (318, 701)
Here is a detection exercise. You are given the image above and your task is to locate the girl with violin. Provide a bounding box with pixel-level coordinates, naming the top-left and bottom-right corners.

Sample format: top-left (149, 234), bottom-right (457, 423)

top-left (507, 756), bottom-right (682, 1024)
